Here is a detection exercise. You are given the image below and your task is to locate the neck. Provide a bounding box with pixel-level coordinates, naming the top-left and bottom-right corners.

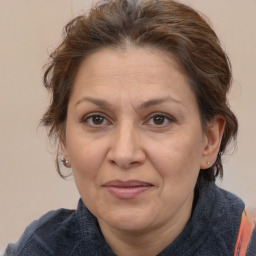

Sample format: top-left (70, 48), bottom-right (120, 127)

top-left (98, 195), bottom-right (193, 256)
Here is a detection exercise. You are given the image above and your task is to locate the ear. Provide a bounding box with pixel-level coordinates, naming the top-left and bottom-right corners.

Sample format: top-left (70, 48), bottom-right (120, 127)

top-left (59, 130), bottom-right (70, 164)
top-left (200, 116), bottom-right (226, 169)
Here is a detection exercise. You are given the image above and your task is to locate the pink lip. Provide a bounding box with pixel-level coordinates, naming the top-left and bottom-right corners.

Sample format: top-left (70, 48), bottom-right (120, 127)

top-left (103, 180), bottom-right (153, 199)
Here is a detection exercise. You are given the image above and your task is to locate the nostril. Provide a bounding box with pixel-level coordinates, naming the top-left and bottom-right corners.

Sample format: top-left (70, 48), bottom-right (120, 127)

top-left (109, 156), bottom-right (143, 169)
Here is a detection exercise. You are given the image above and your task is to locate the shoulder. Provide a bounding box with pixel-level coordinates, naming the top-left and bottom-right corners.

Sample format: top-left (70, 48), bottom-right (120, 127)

top-left (193, 182), bottom-right (245, 255)
top-left (211, 186), bottom-right (256, 255)
top-left (214, 184), bottom-right (244, 208)
top-left (211, 185), bottom-right (245, 248)
top-left (4, 208), bottom-right (78, 256)
top-left (212, 184), bottom-right (245, 225)
top-left (210, 186), bottom-right (256, 256)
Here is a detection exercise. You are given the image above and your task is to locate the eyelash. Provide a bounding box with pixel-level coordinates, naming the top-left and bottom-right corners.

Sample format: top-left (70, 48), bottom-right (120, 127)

top-left (81, 112), bottom-right (175, 128)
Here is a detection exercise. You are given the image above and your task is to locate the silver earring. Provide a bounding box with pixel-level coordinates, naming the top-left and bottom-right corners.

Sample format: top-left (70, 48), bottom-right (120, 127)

top-left (61, 156), bottom-right (70, 168)
top-left (207, 161), bottom-right (211, 166)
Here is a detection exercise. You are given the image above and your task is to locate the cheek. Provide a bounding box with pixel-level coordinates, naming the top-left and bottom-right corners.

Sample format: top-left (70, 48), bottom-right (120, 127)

top-left (68, 138), bottom-right (108, 207)
top-left (148, 133), bottom-right (203, 185)
top-left (149, 142), bottom-right (201, 209)
top-left (66, 132), bottom-right (108, 181)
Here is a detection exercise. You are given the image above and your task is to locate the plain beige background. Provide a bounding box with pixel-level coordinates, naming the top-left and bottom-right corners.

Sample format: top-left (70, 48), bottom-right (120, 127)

top-left (0, 0), bottom-right (255, 253)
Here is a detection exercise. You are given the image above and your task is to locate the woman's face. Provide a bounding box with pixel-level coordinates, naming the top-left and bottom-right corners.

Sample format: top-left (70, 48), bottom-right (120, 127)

top-left (62, 47), bottom-right (210, 234)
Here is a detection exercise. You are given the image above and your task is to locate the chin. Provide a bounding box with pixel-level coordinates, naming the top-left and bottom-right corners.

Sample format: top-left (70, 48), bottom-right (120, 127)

top-left (98, 208), bottom-right (156, 232)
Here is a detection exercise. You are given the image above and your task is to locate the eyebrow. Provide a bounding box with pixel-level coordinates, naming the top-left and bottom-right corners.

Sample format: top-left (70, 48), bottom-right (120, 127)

top-left (75, 97), bottom-right (112, 108)
top-left (140, 96), bottom-right (182, 109)
top-left (75, 96), bottom-right (182, 109)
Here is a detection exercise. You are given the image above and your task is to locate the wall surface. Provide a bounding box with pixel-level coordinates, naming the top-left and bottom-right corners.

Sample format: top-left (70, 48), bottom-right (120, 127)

top-left (0, 0), bottom-right (255, 252)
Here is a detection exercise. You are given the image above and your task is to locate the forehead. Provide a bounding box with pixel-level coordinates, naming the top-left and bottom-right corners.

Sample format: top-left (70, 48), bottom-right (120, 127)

top-left (75, 46), bottom-right (185, 82)
top-left (70, 46), bottom-right (196, 107)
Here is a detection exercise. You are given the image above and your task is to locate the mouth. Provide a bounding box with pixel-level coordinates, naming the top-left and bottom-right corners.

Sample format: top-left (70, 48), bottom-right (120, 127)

top-left (103, 180), bottom-right (153, 199)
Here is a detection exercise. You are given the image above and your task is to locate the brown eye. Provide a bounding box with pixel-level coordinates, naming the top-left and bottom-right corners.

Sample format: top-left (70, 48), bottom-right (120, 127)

top-left (92, 116), bottom-right (105, 125)
top-left (153, 115), bottom-right (165, 125)
top-left (147, 113), bottom-right (173, 127)
top-left (84, 114), bottom-right (108, 126)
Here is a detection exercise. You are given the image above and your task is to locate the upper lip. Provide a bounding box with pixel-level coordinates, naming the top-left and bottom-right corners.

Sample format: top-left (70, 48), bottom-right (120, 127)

top-left (103, 180), bottom-right (153, 188)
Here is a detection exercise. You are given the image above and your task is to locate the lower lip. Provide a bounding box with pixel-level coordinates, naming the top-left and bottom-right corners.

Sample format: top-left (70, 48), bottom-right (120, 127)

top-left (105, 186), bottom-right (152, 199)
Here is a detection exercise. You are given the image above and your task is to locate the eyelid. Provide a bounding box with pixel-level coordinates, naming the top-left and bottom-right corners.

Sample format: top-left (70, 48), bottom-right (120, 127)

top-left (147, 112), bottom-right (174, 121)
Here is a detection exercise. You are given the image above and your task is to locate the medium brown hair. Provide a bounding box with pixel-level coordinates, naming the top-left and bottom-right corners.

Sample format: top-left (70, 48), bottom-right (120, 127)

top-left (42, 0), bottom-right (238, 183)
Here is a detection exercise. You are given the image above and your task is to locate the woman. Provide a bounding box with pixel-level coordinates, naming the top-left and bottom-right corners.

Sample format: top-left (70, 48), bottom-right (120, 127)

top-left (4, 0), bottom-right (255, 255)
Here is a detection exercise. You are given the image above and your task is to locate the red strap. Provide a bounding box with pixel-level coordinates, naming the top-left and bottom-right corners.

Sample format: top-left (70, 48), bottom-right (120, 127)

top-left (234, 210), bottom-right (256, 256)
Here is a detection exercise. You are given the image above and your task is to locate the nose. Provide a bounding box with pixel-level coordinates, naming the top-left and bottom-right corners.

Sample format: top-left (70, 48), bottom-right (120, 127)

top-left (107, 121), bottom-right (146, 169)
